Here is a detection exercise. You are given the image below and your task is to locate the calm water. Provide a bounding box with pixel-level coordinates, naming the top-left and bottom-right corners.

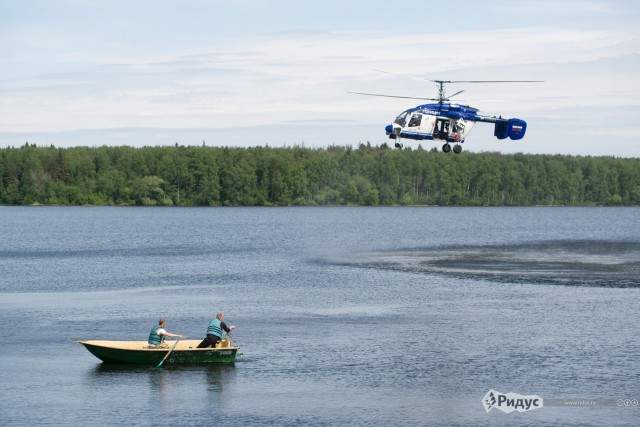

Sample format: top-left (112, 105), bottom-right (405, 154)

top-left (1, 206), bottom-right (639, 426)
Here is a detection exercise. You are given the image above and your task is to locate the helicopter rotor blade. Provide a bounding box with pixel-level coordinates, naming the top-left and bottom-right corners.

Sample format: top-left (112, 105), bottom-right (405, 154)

top-left (347, 91), bottom-right (439, 101)
top-left (446, 89), bottom-right (465, 99)
top-left (373, 72), bottom-right (544, 85)
top-left (351, 74), bottom-right (543, 105)
top-left (434, 80), bottom-right (545, 83)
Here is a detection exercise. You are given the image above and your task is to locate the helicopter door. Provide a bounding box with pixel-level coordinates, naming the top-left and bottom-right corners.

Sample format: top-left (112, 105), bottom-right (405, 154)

top-left (433, 118), bottom-right (449, 140)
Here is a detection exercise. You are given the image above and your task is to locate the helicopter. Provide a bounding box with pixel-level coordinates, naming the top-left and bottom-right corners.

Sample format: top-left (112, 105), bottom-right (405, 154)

top-left (349, 75), bottom-right (542, 153)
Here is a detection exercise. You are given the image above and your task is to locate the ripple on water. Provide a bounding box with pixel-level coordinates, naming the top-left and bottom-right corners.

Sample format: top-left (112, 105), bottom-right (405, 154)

top-left (337, 240), bottom-right (640, 288)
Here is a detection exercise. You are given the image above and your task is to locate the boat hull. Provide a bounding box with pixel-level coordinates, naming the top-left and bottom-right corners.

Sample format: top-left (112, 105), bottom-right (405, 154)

top-left (79, 340), bottom-right (239, 365)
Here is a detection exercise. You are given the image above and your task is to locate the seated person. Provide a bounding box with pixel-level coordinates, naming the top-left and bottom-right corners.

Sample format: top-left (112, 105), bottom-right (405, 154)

top-left (148, 318), bottom-right (183, 348)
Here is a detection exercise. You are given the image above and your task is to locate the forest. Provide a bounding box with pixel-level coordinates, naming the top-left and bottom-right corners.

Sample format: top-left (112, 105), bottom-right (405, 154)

top-left (1, 143), bottom-right (639, 206)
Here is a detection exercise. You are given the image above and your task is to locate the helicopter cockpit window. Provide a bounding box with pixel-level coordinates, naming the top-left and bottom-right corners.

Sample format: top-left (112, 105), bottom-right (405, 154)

top-left (394, 112), bottom-right (409, 127)
top-left (408, 114), bottom-right (422, 127)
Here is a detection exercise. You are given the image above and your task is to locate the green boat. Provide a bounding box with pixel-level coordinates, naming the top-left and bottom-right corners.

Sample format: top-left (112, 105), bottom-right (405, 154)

top-left (78, 339), bottom-right (240, 365)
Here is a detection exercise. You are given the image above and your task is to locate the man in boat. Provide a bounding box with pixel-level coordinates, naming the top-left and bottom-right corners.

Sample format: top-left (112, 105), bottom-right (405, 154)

top-left (197, 312), bottom-right (235, 348)
top-left (148, 318), bottom-right (183, 348)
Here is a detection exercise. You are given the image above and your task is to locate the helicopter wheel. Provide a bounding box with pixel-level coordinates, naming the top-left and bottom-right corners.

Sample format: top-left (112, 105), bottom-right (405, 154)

top-left (453, 144), bottom-right (462, 154)
top-left (442, 143), bottom-right (451, 153)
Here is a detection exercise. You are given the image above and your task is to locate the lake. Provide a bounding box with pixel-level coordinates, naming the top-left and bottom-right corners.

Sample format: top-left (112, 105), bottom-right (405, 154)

top-left (1, 206), bottom-right (639, 426)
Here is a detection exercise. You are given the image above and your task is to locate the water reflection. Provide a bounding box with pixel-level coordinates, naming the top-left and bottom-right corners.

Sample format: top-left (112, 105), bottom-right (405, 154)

top-left (87, 363), bottom-right (237, 404)
top-left (89, 363), bottom-right (151, 376)
top-left (204, 363), bottom-right (236, 391)
top-left (339, 240), bottom-right (640, 288)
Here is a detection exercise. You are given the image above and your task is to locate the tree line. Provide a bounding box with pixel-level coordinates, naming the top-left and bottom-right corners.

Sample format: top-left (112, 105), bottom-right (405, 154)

top-left (1, 143), bottom-right (639, 206)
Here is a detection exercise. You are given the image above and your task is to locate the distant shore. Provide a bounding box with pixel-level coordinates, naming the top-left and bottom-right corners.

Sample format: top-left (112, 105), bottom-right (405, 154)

top-left (1, 144), bottom-right (639, 207)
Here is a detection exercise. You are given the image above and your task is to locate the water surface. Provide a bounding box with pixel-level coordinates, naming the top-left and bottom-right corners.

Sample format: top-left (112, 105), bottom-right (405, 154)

top-left (1, 206), bottom-right (639, 426)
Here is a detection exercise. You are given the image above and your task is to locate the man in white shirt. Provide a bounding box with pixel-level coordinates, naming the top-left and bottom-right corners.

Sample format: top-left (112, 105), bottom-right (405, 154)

top-left (148, 318), bottom-right (183, 348)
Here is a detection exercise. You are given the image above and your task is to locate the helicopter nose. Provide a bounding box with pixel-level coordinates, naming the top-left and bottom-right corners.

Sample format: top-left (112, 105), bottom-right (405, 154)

top-left (385, 124), bottom-right (393, 135)
top-left (386, 124), bottom-right (400, 139)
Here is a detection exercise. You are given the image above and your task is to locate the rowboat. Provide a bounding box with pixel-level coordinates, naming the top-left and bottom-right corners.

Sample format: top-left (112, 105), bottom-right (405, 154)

top-left (78, 339), bottom-right (240, 365)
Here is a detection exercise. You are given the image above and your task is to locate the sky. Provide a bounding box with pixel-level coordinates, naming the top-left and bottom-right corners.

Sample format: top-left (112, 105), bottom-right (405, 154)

top-left (1, 0), bottom-right (639, 156)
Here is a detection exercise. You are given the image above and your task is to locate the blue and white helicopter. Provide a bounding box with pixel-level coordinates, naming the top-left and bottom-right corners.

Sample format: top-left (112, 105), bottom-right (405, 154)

top-left (349, 76), bottom-right (542, 153)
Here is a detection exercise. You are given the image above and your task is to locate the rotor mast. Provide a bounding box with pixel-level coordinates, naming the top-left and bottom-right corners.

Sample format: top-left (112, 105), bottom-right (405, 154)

top-left (436, 80), bottom-right (446, 104)
top-left (432, 80), bottom-right (465, 105)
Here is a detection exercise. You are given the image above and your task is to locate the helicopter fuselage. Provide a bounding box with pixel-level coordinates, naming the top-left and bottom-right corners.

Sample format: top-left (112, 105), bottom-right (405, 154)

top-left (385, 102), bottom-right (527, 152)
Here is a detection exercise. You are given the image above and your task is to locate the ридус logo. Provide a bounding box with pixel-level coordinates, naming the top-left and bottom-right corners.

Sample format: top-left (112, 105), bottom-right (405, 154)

top-left (482, 390), bottom-right (544, 414)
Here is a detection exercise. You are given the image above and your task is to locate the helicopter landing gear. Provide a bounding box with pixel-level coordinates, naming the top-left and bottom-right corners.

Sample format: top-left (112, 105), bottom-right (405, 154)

top-left (442, 143), bottom-right (462, 153)
top-left (394, 142), bottom-right (404, 149)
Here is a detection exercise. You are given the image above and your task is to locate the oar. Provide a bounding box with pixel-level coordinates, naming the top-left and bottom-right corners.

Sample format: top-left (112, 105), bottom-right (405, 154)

top-left (226, 332), bottom-right (235, 344)
top-left (156, 339), bottom-right (180, 368)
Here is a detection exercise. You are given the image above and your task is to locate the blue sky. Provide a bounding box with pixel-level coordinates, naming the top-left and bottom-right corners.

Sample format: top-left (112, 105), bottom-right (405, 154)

top-left (1, 0), bottom-right (639, 156)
